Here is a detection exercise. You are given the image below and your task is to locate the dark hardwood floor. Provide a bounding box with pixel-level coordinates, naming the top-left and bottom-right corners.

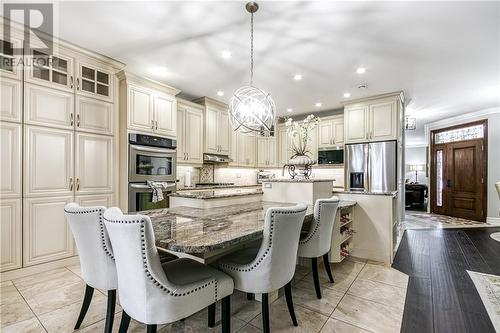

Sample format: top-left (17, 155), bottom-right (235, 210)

top-left (393, 227), bottom-right (500, 333)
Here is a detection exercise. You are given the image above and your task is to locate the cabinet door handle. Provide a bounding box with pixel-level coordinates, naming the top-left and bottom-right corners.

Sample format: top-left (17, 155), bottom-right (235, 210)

top-left (186, 152), bottom-right (189, 160)
top-left (76, 114), bottom-right (80, 127)
top-left (76, 178), bottom-right (80, 191)
top-left (155, 121), bottom-right (158, 130)
top-left (69, 177), bottom-right (73, 191)
top-left (70, 76), bottom-right (74, 89)
top-left (151, 120), bottom-right (155, 129)
top-left (70, 113), bottom-right (74, 126)
top-left (76, 77), bottom-right (80, 90)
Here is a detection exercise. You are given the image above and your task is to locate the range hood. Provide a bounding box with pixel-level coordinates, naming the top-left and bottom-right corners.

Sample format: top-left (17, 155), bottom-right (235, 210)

top-left (203, 153), bottom-right (233, 164)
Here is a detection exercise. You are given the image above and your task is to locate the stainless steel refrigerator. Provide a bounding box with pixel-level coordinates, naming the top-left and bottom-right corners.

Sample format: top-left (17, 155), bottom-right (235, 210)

top-left (345, 141), bottom-right (397, 192)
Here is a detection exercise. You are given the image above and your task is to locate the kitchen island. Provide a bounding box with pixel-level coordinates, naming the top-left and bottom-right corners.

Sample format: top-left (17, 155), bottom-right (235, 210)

top-left (169, 187), bottom-right (263, 208)
top-left (262, 178), bottom-right (335, 205)
top-left (143, 200), bottom-right (356, 262)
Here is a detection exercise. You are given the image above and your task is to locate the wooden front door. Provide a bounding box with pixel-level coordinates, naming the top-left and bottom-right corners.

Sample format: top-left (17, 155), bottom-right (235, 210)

top-left (431, 121), bottom-right (487, 222)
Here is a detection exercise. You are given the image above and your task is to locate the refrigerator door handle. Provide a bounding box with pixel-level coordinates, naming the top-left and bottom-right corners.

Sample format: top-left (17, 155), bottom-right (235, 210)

top-left (366, 144), bottom-right (370, 192)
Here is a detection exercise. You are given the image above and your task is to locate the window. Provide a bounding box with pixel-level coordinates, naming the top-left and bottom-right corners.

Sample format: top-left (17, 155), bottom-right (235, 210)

top-left (436, 150), bottom-right (443, 207)
top-left (434, 124), bottom-right (484, 144)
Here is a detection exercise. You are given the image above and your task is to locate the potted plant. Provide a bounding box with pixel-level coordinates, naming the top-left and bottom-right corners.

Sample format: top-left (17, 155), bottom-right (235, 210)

top-left (283, 114), bottom-right (320, 178)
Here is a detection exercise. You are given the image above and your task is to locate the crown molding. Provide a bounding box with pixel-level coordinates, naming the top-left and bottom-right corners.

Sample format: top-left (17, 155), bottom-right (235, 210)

top-left (341, 91), bottom-right (405, 106)
top-left (177, 98), bottom-right (204, 110)
top-left (117, 70), bottom-right (181, 96)
top-left (192, 96), bottom-right (228, 110)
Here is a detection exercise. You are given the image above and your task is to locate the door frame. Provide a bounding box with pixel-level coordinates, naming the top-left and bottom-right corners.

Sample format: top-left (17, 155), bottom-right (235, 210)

top-left (430, 119), bottom-right (488, 221)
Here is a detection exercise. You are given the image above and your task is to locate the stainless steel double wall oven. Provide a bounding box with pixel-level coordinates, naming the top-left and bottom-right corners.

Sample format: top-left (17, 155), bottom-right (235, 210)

top-left (128, 133), bottom-right (176, 212)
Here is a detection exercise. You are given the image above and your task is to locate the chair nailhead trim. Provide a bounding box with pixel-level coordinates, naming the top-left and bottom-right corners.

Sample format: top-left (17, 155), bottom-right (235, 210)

top-left (65, 208), bottom-right (114, 260)
top-left (104, 216), bottom-right (219, 300)
top-left (299, 202), bottom-right (337, 245)
top-left (219, 208), bottom-right (307, 272)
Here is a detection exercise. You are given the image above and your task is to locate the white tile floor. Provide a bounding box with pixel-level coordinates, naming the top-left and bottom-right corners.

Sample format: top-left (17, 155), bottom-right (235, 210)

top-left (0, 258), bottom-right (409, 333)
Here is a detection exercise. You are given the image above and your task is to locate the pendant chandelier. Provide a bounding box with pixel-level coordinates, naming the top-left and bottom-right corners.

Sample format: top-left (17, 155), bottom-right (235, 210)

top-left (229, 2), bottom-right (276, 135)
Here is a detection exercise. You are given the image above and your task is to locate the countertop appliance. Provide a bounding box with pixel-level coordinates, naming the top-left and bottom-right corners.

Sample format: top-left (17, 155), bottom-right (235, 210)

top-left (318, 147), bottom-right (344, 165)
top-left (203, 153), bottom-right (233, 164)
top-left (128, 133), bottom-right (177, 212)
top-left (345, 141), bottom-right (396, 192)
top-left (257, 170), bottom-right (275, 184)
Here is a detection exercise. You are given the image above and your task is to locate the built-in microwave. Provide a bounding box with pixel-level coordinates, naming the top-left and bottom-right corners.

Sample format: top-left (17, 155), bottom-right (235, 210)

top-left (318, 147), bottom-right (344, 165)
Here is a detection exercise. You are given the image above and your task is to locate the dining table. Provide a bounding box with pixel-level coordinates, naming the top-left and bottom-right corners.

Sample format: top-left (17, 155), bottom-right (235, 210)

top-left (142, 200), bottom-right (357, 263)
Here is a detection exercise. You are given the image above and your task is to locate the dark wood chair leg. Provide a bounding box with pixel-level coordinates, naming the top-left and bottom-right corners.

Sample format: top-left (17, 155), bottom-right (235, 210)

top-left (221, 295), bottom-right (231, 333)
top-left (284, 282), bottom-right (298, 326)
top-left (246, 293), bottom-right (254, 300)
top-left (118, 310), bottom-right (131, 333)
top-left (208, 303), bottom-right (216, 328)
top-left (323, 253), bottom-right (334, 283)
top-left (262, 293), bottom-right (270, 333)
top-left (74, 284), bottom-right (94, 329)
top-left (104, 289), bottom-right (116, 333)
top-left (146, 324), bottom-right (157, 333)
top-left (312, 257), bottom-right (322, 299)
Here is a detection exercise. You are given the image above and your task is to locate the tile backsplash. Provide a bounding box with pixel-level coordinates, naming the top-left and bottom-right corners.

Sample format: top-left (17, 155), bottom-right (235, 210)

top-left (176, 165), bottom-right (200, 189)
top-left (214, 167), bottom-right (259, 186)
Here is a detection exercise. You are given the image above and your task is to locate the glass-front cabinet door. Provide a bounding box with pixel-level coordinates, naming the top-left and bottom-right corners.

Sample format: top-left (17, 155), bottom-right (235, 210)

top-left (25, 49), bottom-right (74, 92)
top-left (76, 61), bottom-right (113, 102)
top-left (0, 37), bottom-right (23, 80)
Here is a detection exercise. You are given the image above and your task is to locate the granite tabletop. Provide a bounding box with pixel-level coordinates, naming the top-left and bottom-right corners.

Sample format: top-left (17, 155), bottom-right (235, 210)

top-left (265, 178), bottom-right (335, 183)
top-left (142, 200), bottom-right (356, 255)
top-left (333, 190), bottom-right (398, 196)
top-left (169, 187), bottom-right (263, 199)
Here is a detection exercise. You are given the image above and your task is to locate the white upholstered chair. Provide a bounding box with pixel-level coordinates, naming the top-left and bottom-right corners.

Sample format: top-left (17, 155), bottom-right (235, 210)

top-left (297, 196), bottom-right (340, 299)
top-left (218, 204), bottom-right (307, 333)
top-left (64, 203), bottom-right (118, 333)
top-left (103, 207), bottom-right (234, 333)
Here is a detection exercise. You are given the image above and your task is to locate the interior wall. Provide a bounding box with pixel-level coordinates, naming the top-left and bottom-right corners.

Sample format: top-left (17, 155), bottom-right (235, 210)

top-left (426, 107), bottom-right (500, 221)
top-left (404, 146), bottom-right (429, 185)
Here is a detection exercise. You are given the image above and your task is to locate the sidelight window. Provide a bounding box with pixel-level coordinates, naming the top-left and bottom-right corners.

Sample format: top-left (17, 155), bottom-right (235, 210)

top-left (436, 150), bottom-right (443, 207)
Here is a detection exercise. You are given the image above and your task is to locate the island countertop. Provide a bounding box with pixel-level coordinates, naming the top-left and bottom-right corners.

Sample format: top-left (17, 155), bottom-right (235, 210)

top-left (169, 187), bottom-right (263, 200)
top-left (142, 200), bottom-right (356, 255)
top-left (264, 178), bottom-right (335, 183)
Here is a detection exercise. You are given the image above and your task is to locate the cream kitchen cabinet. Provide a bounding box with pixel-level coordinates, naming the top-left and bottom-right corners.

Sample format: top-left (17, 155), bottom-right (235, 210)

top-left (0, 77), bottom-right (22, 123)
top-left (76, 193), bottom-right (114, 208)
top-left (75, 133), bottom-right (114, 194)
top-left (0, 122), bottom-right (21, 198)
top-left (177, 101), bottom-right (204, 164)
top-left (369, 100), bottom-right (398, 141)
top-left (318, 116), bottom-right (344, 148)
top-left (0, 198), bottom-right (22, 272)
top-left (24, 83), bottom-right (75, 130)
top-left (0, 36), bottom-right (24, 80)
top-left (257, 137), bottom-right (277, 168)
top-left (154, 93), bottom-right (177, 138)
top-left (237, 134), bottom-right (257, 167)
top-left (344, 99), bottom-right (398, 143)
top-left (277, 125), bottom-right (291, 166)
top-left (192, 97), bottom-right (230, 155)
top-left (119, 71), bottom-right (180, 138)
top-left (76, 60), bottom-right (114, 102)
top-left (76, 96), bottom-right (114, 135)
top-left (24, 126), bottom-right (74, 197)
top-left (229, 128), bottom-right (239, 166)
top-left (25, 49), bottom-right (75, 93)
top-left (23, 196), bottom-right (75, 266)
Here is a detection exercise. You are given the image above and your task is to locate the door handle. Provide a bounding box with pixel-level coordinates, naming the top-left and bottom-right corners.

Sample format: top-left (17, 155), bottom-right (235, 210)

top-left (151, 120), bottom-right (155, 129)
top-left (155, 121), bottom-right (158, 130)
top-left (447, 179), bottom-right (451, 188)
top-left (70, 76), bottom-right (74, 89)
top-left (186, 152), bottom-right (188, 160)
top-left (69, 177), bottom-right (73, 191)
top-left (76, 77), bottom-right (80, 90)
top-left (76, 178), bottom-right (80, 191)
top-left (76, 114), bottom-right (80, 127)
top-left (70, 113), bottom-right (74, 126)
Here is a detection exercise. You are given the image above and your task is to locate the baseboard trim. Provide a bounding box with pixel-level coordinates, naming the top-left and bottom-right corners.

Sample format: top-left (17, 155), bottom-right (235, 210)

top-left (0, 256), bottom-right (80, 282)
top-left (487, 217), bottom-right (500, 225)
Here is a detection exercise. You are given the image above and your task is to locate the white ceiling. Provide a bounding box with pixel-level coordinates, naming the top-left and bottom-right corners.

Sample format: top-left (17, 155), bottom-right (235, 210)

top-left (11, 1), bottom-right (500, 144)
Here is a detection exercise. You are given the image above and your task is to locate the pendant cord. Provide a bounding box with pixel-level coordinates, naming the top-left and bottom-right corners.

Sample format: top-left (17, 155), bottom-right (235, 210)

top-left (250, 11), bottom-right (254, 86)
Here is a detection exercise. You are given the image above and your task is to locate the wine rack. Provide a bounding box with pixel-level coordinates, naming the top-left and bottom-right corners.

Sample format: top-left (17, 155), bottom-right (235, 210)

top-left (330, 204), bottom-right (355, 263)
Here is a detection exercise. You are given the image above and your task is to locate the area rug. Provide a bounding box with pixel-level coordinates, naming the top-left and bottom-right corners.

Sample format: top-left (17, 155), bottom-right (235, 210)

top-left (491, 232), bottom-right (500, 243)
top-left (467, 270), bottom-right (500, 332)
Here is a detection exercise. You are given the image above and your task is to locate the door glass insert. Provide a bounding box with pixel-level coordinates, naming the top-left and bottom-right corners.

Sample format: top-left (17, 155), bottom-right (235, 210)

top-left (80, 66), bottom-right (110, 97)
top-left (435, 124), bottom-right (484, 144)
top-left (97, 71), bottom-right (109, 84)
top-left (136, 155), bottom-right (172, 176)
top-left (0, 40), bottom-right (14, 72)
top-left (82, 66), bottom-right (95, 80)
top-left (82, 79), bottom-right (95, 93)
top-left (436, 150), bottom-right (443, 207)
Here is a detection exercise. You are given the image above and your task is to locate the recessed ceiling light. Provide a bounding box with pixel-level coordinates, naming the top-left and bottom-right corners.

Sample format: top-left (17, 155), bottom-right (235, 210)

top-left (217, 91), bottom-right (224, 97)
top-left (343, 92), bottom-right (351, 98)
top-left (221, 50), bottom-right (232, 59)
top-left (315, 102), bottom-right (322, 107)
top-left (287, 108), bottom-right (293, 112)
top-left (293, 74), bottom-right (303, 81)
top-left (356, 67), bottom-right (366, 74)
